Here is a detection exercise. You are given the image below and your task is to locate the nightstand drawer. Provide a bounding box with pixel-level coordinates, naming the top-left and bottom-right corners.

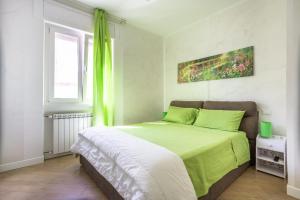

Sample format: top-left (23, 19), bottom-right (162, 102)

top-left (256, 136), bottom-right (285, 152)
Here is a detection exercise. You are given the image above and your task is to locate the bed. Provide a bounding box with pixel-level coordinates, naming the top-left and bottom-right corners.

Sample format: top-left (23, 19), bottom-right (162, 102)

top-left (72, 101), bottom-right (258, 200)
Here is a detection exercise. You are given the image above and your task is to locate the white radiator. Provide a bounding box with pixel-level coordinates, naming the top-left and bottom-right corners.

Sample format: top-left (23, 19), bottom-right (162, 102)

top-left (50, 113), bottom-right (92, 154)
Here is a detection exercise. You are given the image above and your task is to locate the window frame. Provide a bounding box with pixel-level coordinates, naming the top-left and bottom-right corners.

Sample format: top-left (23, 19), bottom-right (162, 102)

top-left (45, 23), bottom-right (89, 104)
top-left (83, 35), bottom-right (94, 105)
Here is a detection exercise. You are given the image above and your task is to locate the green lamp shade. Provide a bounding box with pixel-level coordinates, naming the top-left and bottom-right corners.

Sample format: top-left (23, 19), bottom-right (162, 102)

top-left (260, 121), bottom-right (272, 138)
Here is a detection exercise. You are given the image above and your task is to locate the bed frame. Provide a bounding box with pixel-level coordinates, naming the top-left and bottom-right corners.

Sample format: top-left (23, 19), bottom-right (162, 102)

top-left (79, 100), bottom-right (259, 200)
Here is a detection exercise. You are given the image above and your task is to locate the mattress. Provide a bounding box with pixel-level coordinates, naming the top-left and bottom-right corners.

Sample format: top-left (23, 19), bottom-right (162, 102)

top-left (71, 121), bottom-right (250, 199)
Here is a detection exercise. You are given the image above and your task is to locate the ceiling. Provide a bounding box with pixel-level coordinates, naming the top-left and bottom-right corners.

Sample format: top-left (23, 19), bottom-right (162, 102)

top-left (77, 0), bottom-right (241, 37)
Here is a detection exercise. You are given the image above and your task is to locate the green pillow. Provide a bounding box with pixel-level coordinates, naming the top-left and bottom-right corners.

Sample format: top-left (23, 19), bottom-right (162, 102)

top-left (163, 106), bottom-right (199, 125)
top-left (194, 109), bottom-right (245, 131)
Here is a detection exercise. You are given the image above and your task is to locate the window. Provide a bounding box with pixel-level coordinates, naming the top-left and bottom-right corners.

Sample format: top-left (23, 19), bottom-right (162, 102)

top-left (45, 23), bottom-right (93, 105)
top-left (54, 33), bottom-right (79, 99)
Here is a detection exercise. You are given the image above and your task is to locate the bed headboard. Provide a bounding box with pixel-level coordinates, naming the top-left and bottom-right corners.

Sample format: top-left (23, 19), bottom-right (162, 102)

top-left (170, 100), bottom-right (258, 165)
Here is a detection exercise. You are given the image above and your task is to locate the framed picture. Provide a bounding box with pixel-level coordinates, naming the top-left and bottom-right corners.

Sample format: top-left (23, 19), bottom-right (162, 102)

top-left (178, 46), bottom-right (254, 83)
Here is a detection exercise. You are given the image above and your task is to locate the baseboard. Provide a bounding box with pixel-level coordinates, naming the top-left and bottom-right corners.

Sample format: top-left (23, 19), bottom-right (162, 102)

top-left (0, 156), bottom-right (44, 173)
top-left (44, 151), bottom-right (72, 160)
top-left (287, 184), bottom-right (300, 199)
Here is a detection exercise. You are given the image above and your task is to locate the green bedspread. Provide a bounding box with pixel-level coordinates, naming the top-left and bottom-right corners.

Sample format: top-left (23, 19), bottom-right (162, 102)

top-left (118, 121), bottom-right (250, 197)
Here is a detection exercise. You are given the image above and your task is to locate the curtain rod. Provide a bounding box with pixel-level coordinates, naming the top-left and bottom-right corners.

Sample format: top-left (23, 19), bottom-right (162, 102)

top-left (52, 0), bottom-right (127, 24)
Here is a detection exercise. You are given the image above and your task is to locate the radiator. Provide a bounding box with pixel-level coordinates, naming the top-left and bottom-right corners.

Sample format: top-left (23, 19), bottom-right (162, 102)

top-left (49, 113), bottom-right (92, 154)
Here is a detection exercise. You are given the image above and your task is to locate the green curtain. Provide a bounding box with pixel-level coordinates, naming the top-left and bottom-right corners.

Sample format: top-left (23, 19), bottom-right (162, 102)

top-left (93, 9), bottom-right (114, 126)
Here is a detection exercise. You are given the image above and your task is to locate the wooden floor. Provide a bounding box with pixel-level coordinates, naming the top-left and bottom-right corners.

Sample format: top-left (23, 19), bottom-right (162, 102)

top-left (0, 156), bottom-right (295, 200)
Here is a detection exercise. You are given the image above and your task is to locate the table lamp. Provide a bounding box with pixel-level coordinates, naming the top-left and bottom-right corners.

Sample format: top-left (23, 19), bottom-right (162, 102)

top-left (260, 121), bottom-right (272, 138)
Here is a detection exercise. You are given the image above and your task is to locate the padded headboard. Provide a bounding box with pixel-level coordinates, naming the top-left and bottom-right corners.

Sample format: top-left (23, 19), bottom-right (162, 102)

top-left (170, 100), bottom-right (204, 109)
top-left (170, 100), bottom-right (258, 165)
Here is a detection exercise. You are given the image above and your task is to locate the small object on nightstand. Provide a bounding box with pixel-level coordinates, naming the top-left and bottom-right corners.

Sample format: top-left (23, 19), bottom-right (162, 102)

top-left (256, 134), bottom-right (286, 178)
top-left (260, 121), bottom-right (272, 138)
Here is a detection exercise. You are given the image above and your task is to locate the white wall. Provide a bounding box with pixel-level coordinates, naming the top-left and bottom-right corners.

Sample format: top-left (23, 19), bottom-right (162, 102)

top-left (0, 0), bottom-right (44, 171)
top-left (164, 0), bottom-right (287, 135)
top-left (114, 24), bottom-right (164, 124)
top-left (286, 0), bottom-right (300, 198)
top-left (44, 0), bottom-right (93, 33)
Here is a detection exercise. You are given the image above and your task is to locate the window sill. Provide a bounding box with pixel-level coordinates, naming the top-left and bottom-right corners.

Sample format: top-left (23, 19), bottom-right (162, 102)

top-left (44, 102), bottom-right (92, 113)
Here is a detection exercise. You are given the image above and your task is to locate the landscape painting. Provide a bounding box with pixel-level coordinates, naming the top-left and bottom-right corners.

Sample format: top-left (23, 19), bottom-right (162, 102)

top-left (178, 46), bottom-right (254, 83)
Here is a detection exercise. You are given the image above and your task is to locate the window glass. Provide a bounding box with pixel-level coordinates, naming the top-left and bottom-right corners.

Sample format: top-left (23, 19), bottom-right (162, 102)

top-left (54, 32), bottom-right (79, 99)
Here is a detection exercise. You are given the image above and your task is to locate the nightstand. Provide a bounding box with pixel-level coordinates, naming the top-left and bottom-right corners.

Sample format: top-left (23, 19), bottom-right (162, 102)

top-left (256, 135), bottom-right (286, 178)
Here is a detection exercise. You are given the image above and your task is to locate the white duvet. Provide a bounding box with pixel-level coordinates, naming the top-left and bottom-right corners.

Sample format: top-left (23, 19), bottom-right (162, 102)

top-left (71, 127), bottom-right (197, 200)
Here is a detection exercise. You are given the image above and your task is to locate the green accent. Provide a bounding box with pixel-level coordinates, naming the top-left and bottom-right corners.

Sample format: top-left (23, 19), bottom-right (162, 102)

top-left (162, 112), bottom-right (168, 118)
top-left (119, 122), bottom-right (250, 197)
top-left (194, 109), bottom-right (245, 131)
top-left (163, 106), bottom-right (199, 125)
top-left (93, 9), bottom-right (114, 126)
top-left (260, 121), bottom-right (272, 138)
